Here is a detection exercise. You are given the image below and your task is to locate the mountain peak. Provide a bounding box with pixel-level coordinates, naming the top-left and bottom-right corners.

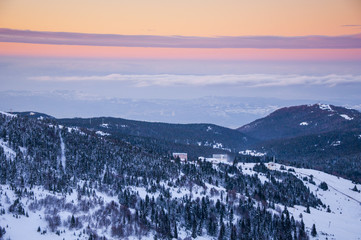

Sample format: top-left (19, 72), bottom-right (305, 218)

top-left (238, 103), bottom-right (361, 141)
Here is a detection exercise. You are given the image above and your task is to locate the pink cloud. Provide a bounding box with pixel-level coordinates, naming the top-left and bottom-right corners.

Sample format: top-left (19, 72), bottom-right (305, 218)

top-left (1, 28), bottom-right (361, 49)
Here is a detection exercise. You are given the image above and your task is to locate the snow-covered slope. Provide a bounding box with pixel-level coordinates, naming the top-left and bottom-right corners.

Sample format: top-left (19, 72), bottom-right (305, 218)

top-left (0, 139), bottom-right (16, 160)
top-left (0, 111), bottom-right (17, 118)
top-left (239, 162), bottom-right (361, 240)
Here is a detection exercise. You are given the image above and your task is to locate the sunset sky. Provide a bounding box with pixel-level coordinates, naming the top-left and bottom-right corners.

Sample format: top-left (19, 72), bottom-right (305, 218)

top-left (0, 0), bottom-right (361, 117)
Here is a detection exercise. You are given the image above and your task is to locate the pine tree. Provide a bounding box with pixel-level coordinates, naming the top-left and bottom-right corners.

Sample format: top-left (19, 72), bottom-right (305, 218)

top-left (71, 215), bottom-right (76, 228)
top-left (230, 224), bottom-right (237, 240)
top-left (311, 223), bottom-right (317, 237)
top-left (229, 208), bottom-right (234, 225)
top-left (306, 205), bottom-right (310, 214)
top-left (327, 205), bottom-right (331, 213)
top-left (218, 222), bottom-right (225, 240)
top-left (173, 222), bottom-right (178, 239)
top-left (192, 217), bottom-right (197, 238)
top-left (299, 219), bottom-right (306, 239)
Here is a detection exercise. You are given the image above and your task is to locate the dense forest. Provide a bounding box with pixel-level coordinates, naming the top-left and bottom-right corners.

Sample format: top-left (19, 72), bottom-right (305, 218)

top-left (0, 113), bottom-right (325, 239)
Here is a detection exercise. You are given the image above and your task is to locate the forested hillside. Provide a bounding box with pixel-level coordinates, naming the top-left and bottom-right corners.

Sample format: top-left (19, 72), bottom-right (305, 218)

top-left (0, 112), bottom-right (324, 239)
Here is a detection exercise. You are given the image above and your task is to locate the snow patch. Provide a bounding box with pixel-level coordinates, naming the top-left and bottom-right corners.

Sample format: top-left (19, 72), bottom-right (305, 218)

top-left (100, 123), bottom-right (109, 128)
top-left (204, 157), bottom-right (232, 165)
top-left (299, 122), bottom-right (309, 126)
top-left (0, 139), bottom-right (16, 160)
top-left (59, 132), bottom-right (66, 171)
top-left (66, 126), bottom-right (86, 135)
top-left (19, 146), bottom-right (27, 155)
top-left (331, 140), bottom-right (341, 147)
top-left (95, 131), bottom-right (110, 136)
top-left (206, 126), bottom-right (212, 132)
top-left (318, 103), bottom-right (333, 112)
top-left (239, 149), bottom-right (266, 157)
top-left (212, 142), bottom-right (231, 152)
top-left (339, 114), bottom-right (353, 120)
top-left (0, 111), bottom-right (17, 118)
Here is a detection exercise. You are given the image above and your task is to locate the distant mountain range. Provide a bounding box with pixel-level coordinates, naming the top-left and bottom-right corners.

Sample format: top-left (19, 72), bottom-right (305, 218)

top-left (5, 103), bottom-right (361, 182)
top-left (5, 90), bottom-right (356, 128)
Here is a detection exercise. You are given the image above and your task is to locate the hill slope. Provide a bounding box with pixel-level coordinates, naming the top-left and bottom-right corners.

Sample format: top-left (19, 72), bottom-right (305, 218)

top-left (238, 103), bottom-right (361, 141)
top-left (0, 111), bottom-right (328, 240)
top-left (237, 103), bottom-right (361, 183)
top-left (58, 117), bottom-right (254, 153)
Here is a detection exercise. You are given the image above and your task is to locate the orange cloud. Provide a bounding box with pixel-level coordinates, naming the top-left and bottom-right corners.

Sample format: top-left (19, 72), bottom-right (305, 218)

top-left (1, 42), bottom-right (361, 61)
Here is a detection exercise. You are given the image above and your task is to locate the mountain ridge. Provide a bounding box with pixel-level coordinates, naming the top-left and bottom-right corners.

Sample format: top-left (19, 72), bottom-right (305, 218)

top-left (238, 103), bottom-right (361, 141)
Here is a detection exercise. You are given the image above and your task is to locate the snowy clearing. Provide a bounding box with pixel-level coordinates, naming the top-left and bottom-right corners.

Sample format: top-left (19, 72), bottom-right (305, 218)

top-left (0, 139), bottom-right (16, 160)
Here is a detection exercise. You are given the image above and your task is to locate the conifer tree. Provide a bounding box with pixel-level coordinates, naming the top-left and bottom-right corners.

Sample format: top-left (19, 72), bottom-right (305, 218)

top-left (218, 222), bottom-right (225, 240)
top-left (311, 224), bottom-right (317, 237)
top-left (173, 222), bottom-right (178, 239)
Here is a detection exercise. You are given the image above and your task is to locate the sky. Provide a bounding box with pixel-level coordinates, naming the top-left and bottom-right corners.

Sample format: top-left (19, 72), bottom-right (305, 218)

top-left (0, 0), bottom-right (361, 121)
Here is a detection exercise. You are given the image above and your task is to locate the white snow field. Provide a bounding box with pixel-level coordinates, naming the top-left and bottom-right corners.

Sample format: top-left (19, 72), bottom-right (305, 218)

top-left (239, 162), bottom-right (361, 240)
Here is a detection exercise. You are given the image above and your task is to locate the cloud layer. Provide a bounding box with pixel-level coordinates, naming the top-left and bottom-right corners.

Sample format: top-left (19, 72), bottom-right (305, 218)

top-left (29, 74), bottom-right (361, 87)
top-left (1, 28), bottom-right (361, 49)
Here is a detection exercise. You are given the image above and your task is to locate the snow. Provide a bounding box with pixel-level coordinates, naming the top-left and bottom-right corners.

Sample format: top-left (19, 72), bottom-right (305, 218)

top-left (59, 132), bottom-right (66, 171)
top-left (283, 165), bottom-right (361, 240)
top-left (239, 149), bottom-right (266, 157)
top-left (318, 103), bottom-right (333, 112)
top-left (206, 126), bottom-right (212, 131)
top-left (0, 185), bottom-right (114, 240)
top-left (95, 131), bottom-right (110, 136)
top-left (100, 123), bottom-right (109, 128)
top-left (0, 182), bottom-right (223, 240)
top-left (212, 142), bottom-right (231, 152)
top-left (331, 140), bottom-right (341, 147)
top-left (300, 122), bottom-right (309, 126)
top-left (0, 111), bottom-right (17, 118)
top-left (204, 157), bottom-right (232, 165)
top-left (66, 126), bottom-right (86, 136)
top-left (19, 146), bottom-right (27, 155)
top-left (29, 112), bottom-right (35, 115)
top-left (1, 158), bottom-right (360, 240)
top-left (339, 114), bottom-right (353, 120)
top-left (239, 163), bottom-right (269, 184)
top-left (0, 139), bottom-right (16, 160)
top-left (238, 162), bottom-right (361, 240)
